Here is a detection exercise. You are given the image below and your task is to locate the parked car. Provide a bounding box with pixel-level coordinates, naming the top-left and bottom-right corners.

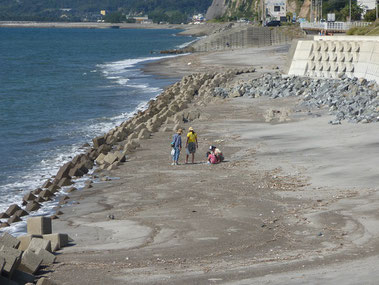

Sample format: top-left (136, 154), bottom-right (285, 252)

top-left (265, 20), bottom-right (281, 27)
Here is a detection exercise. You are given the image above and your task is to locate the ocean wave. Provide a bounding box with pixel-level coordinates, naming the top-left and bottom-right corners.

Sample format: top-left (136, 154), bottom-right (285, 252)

top-left (126, 84), bottom-right (162, 93)
top-left (27, 137), bottom-right (55, 145)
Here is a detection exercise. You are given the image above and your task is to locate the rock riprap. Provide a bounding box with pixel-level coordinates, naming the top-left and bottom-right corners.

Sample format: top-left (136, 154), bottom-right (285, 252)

top-left (213, 73), bottom-right (379, 124)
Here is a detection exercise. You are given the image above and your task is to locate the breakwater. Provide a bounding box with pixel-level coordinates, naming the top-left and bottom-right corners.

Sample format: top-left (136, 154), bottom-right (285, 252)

top-left (0, 68), bottom-right (255, 231)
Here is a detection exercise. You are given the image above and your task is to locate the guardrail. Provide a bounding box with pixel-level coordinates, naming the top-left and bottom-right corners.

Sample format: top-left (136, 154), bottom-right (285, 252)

top-left (300, 21), bottom-right (372, 32)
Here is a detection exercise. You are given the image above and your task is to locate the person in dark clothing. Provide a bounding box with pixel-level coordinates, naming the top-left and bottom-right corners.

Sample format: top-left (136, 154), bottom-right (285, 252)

top-left (171, 128), bottom-right (183, 165)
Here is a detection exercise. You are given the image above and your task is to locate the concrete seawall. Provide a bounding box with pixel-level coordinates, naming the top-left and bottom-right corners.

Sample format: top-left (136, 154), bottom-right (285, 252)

top-left (192, 26), bottom-right (294, 52)
top-left (288, 36), bottom-right (379, 83)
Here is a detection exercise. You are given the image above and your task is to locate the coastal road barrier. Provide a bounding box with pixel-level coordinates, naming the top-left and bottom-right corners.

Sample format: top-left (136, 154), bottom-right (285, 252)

top-left (192, 26), bottom-right (295, 52)
top-left (287, 36), bottom-right (379, 83)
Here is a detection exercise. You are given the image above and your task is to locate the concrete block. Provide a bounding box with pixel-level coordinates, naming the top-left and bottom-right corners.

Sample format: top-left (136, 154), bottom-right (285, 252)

top-left (18, 249), bottom-right (42, 275)
top-left (12, 269), bottom-right (36, 284)
top-left (0, 232), bottom-right (20, 249)
top-left (57, 177), bottom-right (73, 187)
top-left (5, 204), bottom-right (21, 217)
top-left (0, 212), bottom-right (10, 219)
top-left (0, 246), bottom-right (22, 278)
top-left (8, 215), bottom-right (22, 224)
top-left (43, 233), bottom-right (68, 251)
top-left (104, 152), bottom-right (118, 165)
top-left (0, 275), bottom-right (18, 285)
top-left (28, 238), bottom-right (52, 253)
top-left (17, 234), bottom-right (42, 252)
top-left (25, 201), bottom-right (42, 212)
top-left (36, 277), bottom-right (57, 285)
top-left (0, 256), bottom-right (4, 273)
top-left (27, 217), bottom-right (52, 235)
top-left (35, 248), bottom-right (56, 265)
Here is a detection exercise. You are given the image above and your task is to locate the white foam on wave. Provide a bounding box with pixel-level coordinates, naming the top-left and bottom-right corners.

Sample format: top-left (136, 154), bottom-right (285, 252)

top-left (97, 54), bottom-right (187, 86)
top-left (1, 54), bottom-right (184, 236)
top-left (126, 84), bottom-right (162, 94)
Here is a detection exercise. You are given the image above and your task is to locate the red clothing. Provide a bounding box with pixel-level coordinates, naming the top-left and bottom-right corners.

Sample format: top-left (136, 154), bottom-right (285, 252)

top-left (208, 153), bottom-right (219, 164)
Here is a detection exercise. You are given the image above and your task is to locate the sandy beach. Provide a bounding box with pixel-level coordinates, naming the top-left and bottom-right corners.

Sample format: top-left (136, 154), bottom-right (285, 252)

top-left (20, 38), bottom-right (378, 285)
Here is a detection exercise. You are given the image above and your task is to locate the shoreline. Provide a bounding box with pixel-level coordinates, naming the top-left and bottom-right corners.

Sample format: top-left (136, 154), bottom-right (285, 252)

top-left (0, 21), bottom-right (184, 30)
top-left (0, 45), bottom-right (196, 235)
top-left (2, 27), bottom-right (379, 283)
top-left (46, 53), bottom-right (379, 284)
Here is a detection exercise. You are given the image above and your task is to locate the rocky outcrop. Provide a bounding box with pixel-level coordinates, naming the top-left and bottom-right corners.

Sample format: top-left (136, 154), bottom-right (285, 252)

top-left (206, 0), bottom-right (228, 20)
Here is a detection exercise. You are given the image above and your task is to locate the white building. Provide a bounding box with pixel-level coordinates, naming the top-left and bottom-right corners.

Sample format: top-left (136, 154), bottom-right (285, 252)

top-left (358, 0), bottom-right (376, 13)
top-left (265, 0), bottom-right (287, 21)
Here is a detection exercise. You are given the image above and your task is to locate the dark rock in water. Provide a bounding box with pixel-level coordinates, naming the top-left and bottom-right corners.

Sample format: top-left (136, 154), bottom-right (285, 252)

top-left (93, 136), bottom-right (106, 149)
top-left (5, 204), bottom-right (21, 216)
top-left (25, 201), bottom-right (41, 212)
top-left (8, 215), bottom-right (22, 224)
top-left (82, 143), bottom-right (90, 148)
top-left (14, 209), bottom-right (28, 217)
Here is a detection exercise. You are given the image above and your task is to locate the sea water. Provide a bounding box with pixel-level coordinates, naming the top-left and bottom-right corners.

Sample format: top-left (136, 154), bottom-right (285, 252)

top-left (0, 27), bottom-right (192, 234)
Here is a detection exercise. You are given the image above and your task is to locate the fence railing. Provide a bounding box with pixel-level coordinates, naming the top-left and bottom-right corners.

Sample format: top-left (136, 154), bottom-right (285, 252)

top-left (300, 21), bottom-right (372, 32)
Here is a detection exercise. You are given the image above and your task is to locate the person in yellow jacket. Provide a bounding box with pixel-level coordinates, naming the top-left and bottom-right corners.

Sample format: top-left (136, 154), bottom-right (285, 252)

top-left (185, 127), bottom-right (198, 164)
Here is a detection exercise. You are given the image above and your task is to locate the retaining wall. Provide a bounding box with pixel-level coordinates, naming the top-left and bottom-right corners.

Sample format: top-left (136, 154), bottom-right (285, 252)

top-left (192, 27), bottom-right (293, 52)
top-left (288, 36), bottom-right (379, 83)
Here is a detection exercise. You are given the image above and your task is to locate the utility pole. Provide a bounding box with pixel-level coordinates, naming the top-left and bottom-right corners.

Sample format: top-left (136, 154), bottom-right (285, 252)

top-left (376, 0), bottom-right (378, 20)
top-left (321, 0), bottom-right (323, 20)
top-left (349, 0), bottom-right (351, 22)
top-left (310, 0), bottom-right (313, 22)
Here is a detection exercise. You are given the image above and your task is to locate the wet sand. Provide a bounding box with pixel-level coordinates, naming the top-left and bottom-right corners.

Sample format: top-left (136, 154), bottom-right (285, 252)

top-left (45, 46), bottom-right (379, 285)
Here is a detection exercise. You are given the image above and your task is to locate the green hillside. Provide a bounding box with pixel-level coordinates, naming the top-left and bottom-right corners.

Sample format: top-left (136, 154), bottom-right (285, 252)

top-left (0, 0), bottom-right (212, 23)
